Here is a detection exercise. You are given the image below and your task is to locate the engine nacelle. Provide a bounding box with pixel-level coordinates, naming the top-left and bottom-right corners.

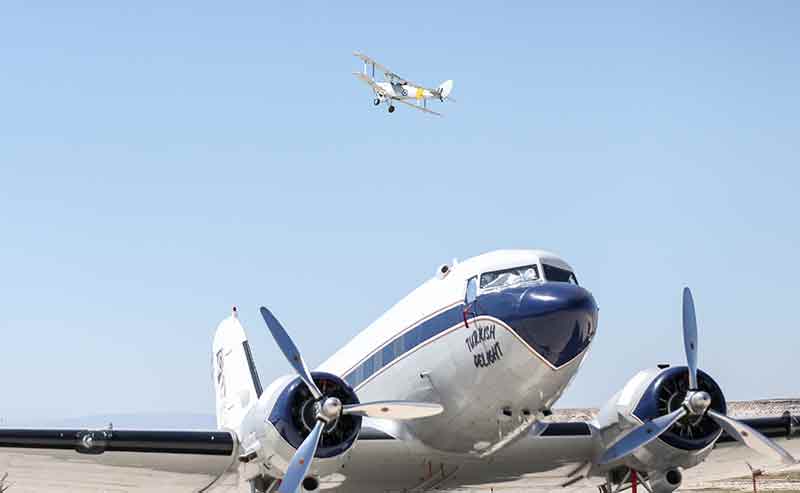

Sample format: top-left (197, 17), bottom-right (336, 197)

top-left (241, 372), bottom-right (362, 479)
top-left (648, 468), bottom-right (683, 493)
top-left (597, 365), bottom-right (726, 471)
top-left (268, 372), bottom-right (362, 458)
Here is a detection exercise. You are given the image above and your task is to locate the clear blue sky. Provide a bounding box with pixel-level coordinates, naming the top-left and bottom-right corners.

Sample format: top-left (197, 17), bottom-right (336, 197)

top-left (1, 3), bottom-right (798, 424)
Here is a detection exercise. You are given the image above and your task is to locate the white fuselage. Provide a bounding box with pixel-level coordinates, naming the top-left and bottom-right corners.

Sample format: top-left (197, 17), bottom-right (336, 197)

top-left (235, 249), bottom-right (599, 482)
top-left (317, 249), bottom-right (597, 453)
top-left (375, 81), bottom-right (435, 101)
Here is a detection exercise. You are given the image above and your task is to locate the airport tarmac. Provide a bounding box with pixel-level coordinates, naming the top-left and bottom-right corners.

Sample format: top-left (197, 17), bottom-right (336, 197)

top-left (1, 400), bottom-right (798, 492)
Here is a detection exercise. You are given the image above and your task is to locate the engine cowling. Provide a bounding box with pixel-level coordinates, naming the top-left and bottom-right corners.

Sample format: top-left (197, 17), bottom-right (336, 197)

top-left (597, 365), bottom-right (727, 471)
top-left (633, 366), bottom-right (726, 451)
top-left (236, 371), bottom-right (363, 481)
top-left (268, 372), bottom-right (362, 459)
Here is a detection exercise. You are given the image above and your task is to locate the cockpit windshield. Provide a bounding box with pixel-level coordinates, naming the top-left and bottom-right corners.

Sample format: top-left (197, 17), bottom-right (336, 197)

top-left (480, 264), bottom-right (540, 291)
top-left (542, 263), bottom-right (579, 285)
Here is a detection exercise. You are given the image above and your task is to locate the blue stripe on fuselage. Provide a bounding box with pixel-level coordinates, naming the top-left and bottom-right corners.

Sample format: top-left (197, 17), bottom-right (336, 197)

top-left (344, 304), bottom-right (463, 388)
top-left (343, 282), bottom-right (598, 388)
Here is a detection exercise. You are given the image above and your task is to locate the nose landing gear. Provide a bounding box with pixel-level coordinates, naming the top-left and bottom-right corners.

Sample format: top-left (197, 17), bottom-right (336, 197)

top-left (249, 476), bottom-right (275, 493)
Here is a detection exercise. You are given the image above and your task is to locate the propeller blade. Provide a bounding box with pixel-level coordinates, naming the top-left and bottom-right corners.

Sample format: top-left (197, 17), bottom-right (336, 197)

top-left (682, 287), bottom-right (699, 389)
top-left (708, 410), bottom-right (797, 465)
top-left (342, 401), bottom-right (444, 420)
top-left (277, 419), bottom-right (325, 493)
top-left (260, 307), bottom-right (323, 400)
top-left (599, 408), bottom-right (687, 465)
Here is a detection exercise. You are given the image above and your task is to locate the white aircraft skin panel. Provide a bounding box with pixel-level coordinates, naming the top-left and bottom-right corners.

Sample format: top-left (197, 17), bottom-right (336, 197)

top-left (618, 370), bottom-right (652, 408)
top-left (319, 249), bottom-right (565, 377)
top-left (317, 277), bottom-right (462, 377)
top-left (354, 317), bottom-right (591, 453)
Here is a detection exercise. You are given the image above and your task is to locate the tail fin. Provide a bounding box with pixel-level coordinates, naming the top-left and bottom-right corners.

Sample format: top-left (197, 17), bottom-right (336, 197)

top-left (438, 80), bottom-right (454, 99)
top-left (212, 308), bottom-right (263, 432)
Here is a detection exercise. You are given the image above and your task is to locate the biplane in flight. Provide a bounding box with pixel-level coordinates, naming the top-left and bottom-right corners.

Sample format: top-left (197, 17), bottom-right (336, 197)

top-left (352, 52), bottom-right (455, 116)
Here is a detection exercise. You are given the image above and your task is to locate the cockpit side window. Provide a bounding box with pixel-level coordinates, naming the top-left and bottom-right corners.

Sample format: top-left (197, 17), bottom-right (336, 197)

top-left (542, 263), bottom-right (578, 285)
top-left (479, 264), bottom-right (540, 291)
top-left (465, 276), bottom-right (478, 304)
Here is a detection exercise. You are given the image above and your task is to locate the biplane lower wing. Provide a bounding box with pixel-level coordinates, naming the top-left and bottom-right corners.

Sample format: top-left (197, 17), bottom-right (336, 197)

top-left (395, 97), bottom-right (442, 116)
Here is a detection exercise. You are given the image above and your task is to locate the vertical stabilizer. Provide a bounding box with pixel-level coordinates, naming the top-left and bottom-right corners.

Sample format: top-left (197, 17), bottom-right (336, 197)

top-left (438, 80), bottom-right (454, 99)
top-left (212, 308), bottom-right (263, 432)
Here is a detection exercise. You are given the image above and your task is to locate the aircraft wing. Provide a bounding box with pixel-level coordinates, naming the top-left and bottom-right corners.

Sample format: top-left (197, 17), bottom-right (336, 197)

top-left (352, 71), bottom-right (384, 95)
top-left (353, 52), bottom-right (446, 97)
top-left (429, 415), bottom-right (800, 492)
top-left (353, 52), bottom-right (405, 81)
top-left (346, 417), bottom-right (800, 493)
top-left (0, 428), bottom-right (238, 492)
top-left (395, 97), bottom-right (442, 116)
top-left (1, 416), bottom-right (798, 491)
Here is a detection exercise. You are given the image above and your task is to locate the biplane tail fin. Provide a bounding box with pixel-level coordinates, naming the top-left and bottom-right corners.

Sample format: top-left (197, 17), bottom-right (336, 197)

top-left (438, 80), bottom-right (454, 100)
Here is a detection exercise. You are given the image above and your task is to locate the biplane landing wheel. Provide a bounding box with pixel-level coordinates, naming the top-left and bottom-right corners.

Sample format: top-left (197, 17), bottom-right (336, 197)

top-left (373, 98), bottom-right (381, 106)
top-left (388, 105), bottom-right (395, 113)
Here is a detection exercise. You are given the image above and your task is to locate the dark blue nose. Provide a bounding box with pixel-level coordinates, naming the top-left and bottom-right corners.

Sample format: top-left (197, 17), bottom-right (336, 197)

top-left (477, 282), bottom-right (598, 367)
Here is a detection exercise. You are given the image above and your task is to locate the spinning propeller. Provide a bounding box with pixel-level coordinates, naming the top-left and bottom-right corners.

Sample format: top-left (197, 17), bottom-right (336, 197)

top-left (599, 288), bottom-right (796, 466)
top-left (260, 307), bottom-right (443, 493)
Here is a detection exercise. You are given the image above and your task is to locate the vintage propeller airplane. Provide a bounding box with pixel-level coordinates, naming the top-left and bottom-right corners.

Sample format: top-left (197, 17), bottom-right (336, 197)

top-left (0, 249), bottom-right (797, 493)
top-left (352, 52), bottom-right (455, 116)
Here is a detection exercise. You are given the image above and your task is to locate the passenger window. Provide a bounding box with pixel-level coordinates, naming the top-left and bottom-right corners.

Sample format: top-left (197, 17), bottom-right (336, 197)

top-left (349, 366), bottom-right (363, 387)
top-left (392, 337), bottom-right (403, 357)
top-left (403, 330), bottom-right (419, 352)
top-left (381, 345), bottom-right (394, 366)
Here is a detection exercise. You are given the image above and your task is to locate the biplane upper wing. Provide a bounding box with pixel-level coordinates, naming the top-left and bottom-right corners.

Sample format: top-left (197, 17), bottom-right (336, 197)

top-left (395, 98), bottom-right (442, 116)
top-left (353, 52), bottom-right (402, 80)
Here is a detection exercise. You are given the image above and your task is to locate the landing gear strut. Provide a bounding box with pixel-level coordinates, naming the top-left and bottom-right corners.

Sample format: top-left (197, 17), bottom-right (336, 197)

top-left (599, 468), bottom-right (652, 493)
top-left (249, 476), bottom-right (274, 493)
top-left (388, 105), bottom-right (395, 113)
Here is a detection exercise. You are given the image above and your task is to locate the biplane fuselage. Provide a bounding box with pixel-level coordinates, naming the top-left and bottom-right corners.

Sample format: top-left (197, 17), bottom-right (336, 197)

top-left (374, 81), bottom-right (437, 101)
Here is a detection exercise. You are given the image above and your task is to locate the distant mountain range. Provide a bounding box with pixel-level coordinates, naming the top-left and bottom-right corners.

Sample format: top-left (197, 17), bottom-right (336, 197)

top-left (16, 412), bottom-right (216, 430)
